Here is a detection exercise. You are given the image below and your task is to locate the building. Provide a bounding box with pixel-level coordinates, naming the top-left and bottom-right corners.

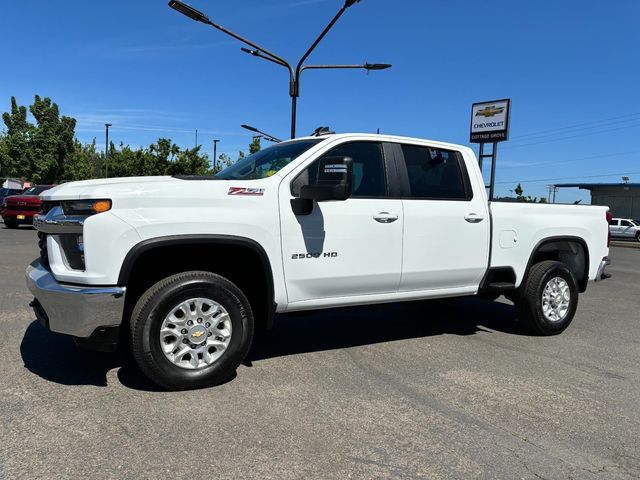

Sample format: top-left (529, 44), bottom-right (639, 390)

top-left (554, 183), bottom-right (640, 219)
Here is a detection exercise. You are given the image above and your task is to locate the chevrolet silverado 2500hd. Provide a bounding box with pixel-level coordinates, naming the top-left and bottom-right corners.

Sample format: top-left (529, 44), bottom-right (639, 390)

top-left (27, 133), bottom-right (611, 389)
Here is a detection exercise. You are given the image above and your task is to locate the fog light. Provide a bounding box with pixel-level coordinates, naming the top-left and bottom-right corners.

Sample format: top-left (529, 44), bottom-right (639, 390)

top-left (77, 235), bottom-right (84, 252)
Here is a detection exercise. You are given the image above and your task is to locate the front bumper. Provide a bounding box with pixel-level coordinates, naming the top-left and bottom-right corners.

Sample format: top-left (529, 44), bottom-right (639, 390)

top-left (2, 209), bottom-right (38, 221)
top-left (26, 259), bottom-right (126, 341)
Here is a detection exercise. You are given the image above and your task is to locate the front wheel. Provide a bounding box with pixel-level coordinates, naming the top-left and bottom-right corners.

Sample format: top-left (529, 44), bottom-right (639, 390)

top-left (4, 218), bottom-right (18, 229)
top-left (636, 231), bottom-right (640, 242)
top-left (515, 260), bottom-right (578, 335)
top-left (130, 271), bottom-right (254, 390)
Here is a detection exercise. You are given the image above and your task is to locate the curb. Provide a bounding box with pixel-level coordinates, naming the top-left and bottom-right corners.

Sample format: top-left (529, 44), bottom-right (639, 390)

top-left (611, 241), bottom-right (640, 249)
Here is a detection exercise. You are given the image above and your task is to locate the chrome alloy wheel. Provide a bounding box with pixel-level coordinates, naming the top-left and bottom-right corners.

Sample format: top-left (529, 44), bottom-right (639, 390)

top-left (541, 277), bottom-right (571, 322)
top-left (159, 298), bottom-right (232, 370)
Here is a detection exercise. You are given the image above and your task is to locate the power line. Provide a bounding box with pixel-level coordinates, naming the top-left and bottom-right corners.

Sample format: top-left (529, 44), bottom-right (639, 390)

top-left (496, 171), bottom-right (640, 185)
top-left (502, 122), bottom-right (640, 149)
top-left (499, 150), bottom-right (640, 169)
top-left (508, 112), bottom-right (640, 141)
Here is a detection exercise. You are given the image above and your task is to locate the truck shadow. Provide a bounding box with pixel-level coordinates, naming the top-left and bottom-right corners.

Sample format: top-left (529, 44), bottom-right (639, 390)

top-left (246, 297), bottom-right (524, 363)
top-left (20, 298), bottom-right (524, 391)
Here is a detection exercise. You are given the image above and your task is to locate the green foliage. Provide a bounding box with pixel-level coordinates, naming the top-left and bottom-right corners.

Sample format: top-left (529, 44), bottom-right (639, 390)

top-left (1, 96), bottom-right (32, 178)
top-left (28, 95), bottom-right (77, 183)
top-left (1, 95), bottom-right (218, 182)
top-left (64, 140), bottom-right (98, 181)
top-left (514, 183), bottom-right (524, 198)
top-left (249, 136), bottom-right (261, 154)
top-left (514, 183), bottom-right (546, 203)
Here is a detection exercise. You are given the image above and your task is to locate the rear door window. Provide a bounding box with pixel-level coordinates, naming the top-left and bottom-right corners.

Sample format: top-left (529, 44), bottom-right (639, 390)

top-left (400, 144), bottom-right (470, 200)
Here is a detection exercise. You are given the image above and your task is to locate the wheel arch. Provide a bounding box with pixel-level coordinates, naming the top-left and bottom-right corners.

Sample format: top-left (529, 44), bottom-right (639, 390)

top-left (523, 236), bottom-right (590, 293)
top-left (118, 235), bottom-right (276, 330)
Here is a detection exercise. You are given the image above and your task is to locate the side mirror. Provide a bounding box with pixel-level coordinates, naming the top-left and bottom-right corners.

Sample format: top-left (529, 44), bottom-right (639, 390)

top-left (291, 156), bottom-right (353, 215)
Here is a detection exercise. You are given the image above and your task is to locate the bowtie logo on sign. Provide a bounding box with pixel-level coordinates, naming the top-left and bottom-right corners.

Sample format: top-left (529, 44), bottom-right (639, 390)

top-left (475, 105), bottom-right (505, 118)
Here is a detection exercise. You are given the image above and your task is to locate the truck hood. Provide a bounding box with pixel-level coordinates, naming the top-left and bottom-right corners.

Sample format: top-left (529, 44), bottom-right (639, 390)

top-left (41, 176), bottom-right (187, 200)
top-left (39, 176), bottom-right (275, 207)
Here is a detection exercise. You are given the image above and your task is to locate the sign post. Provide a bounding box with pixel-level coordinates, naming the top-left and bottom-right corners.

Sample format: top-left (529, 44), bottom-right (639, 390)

top-left (470, 99), bottom-right (511, 201)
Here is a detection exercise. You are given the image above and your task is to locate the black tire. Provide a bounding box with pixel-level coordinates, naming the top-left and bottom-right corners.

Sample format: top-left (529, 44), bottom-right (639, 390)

top-left (4, 218), bottom-right (18, 229)
top-left (515, 260), bottom-right (578, 336)
top-left (636, 231), bottom-right (640, 242)
top-left (130, 271), bottom-right (254, 390)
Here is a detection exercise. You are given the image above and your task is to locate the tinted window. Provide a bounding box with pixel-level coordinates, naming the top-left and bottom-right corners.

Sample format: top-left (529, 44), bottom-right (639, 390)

top-left (620, 220), bottom-right (633, 227)
top-left (400, 145), bottom-right (468, 200)
top-left (292, 142), bottom-right (386, 197)
top-left (216, 139), bottom-right (320, 180)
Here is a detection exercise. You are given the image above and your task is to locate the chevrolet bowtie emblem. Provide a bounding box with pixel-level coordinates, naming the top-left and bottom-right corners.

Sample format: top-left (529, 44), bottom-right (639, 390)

top-left (476, 106), bottom-right (505, 117)
top-left (192, 330), bottom-right (204, 338)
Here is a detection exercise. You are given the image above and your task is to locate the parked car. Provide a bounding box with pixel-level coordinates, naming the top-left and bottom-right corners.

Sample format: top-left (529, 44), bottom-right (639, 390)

top-left (0, 187), bottom-right (24, 204)
top-left (2, 185), bottom-right (55, 229)
top-left (608, 218), bottom-right (640, 242)
top-left (27, 133), bottom-right (611, 390)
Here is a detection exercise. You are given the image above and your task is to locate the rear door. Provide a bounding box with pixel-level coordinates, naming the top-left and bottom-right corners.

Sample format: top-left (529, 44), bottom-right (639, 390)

top-left (279, 141), bottom-right (404, 303)
top-left (394, 143), bottom-right (490, 292)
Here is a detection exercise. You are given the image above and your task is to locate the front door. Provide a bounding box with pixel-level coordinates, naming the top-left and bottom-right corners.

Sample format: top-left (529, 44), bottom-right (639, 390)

top-left (279, 141), bottom-right (403, 304)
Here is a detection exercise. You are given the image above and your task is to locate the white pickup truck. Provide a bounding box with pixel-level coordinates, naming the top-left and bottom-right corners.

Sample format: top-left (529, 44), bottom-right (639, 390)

top-left (27, 133), bottom-right (611, 389)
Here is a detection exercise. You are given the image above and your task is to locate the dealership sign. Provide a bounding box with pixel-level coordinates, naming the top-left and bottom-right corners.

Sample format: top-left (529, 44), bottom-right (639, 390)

top-left (470, 99), bottom-right (510, 143)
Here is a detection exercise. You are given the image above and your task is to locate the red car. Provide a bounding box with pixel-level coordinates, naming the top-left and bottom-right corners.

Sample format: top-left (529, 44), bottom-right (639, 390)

top-left (2, 185), bottom-right (55, 229)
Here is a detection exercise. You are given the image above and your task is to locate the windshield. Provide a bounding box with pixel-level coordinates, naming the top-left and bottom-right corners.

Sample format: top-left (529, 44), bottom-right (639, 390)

top-left (216, 139), bottom-right (321, 180)
top-left (22, 186), bottom-right (51, 195)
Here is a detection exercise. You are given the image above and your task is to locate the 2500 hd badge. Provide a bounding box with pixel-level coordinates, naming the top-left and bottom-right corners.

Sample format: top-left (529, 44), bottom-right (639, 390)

top-left (291, 252), bottom-right (339, 259)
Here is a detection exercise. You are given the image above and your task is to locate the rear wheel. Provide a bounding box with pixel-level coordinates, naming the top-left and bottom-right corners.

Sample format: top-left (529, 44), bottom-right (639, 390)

top-left (636, 231), bottom-right (640, 242)
top-left (515, 260), bottom-right (578, 335)
top-left (130, 271), bottom-right (254, 390)
top-left (4, 218), bottom-right (18, 229)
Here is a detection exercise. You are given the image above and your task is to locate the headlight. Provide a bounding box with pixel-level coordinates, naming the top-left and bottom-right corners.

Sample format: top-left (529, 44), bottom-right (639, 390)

top-left (61, 199), bottom-right (111, 215)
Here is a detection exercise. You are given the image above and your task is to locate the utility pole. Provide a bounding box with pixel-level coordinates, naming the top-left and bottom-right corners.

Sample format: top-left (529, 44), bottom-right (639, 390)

top-left (104, 123), bottom-right (112, 178)
top-left (195, 129), bottom-right (198, 148)
top-left (213, 139), bottom-right (220, 171)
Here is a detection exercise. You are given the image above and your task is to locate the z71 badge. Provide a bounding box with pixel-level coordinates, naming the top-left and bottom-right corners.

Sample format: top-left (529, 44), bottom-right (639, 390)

top-left (292, 252), bottom-right (338, 259)
top-left (228, 187), bottom-right (265, 196)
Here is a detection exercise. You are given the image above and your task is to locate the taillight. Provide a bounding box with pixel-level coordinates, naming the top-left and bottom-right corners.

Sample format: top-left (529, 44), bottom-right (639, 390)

top-left (606, 210), bottom-right (612, 247)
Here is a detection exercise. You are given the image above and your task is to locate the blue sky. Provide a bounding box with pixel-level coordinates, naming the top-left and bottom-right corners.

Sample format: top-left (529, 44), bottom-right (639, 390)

top-left (1, 0), bottom-right (639, 201)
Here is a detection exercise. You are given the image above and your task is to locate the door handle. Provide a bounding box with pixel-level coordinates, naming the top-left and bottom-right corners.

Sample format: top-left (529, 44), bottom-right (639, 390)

top-left (373, 212), bottom-right (399, 223)
top-left (464, 213), bottom-right (484, 223)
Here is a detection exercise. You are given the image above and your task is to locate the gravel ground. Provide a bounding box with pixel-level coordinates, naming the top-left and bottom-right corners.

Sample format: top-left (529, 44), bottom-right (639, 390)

top-left (1, 225), bottom-right (638, 479)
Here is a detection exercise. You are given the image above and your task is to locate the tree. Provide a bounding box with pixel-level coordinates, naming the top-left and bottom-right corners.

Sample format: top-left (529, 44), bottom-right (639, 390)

top-left (214, 153), bottom-right (234, 173)
top-left (249, 136), bottom-right (261, 154)
top-left (514, 183), bottom-right (524, 199)
top-left (64, 140), bottom-right (97, 181)
top-left (166, 146), bottom-right (210, 176)
top-left (1, 96), bottom-right (32, 178)
top-left (28, 95), bottom-right (76, 184)
top-left (513, 183), bottom-right (546, 203)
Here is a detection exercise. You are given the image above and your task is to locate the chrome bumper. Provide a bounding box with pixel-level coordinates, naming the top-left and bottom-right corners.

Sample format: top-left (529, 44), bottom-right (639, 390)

top-left (595, 256), bottom-right (611, 282)
top-left (33, 206), bottom-right (85, 234)
top-left (25, 259), bottom-right (126, 338)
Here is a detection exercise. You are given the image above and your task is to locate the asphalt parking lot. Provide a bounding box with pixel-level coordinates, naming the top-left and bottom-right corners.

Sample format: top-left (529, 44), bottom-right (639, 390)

top-left (1, 226), bottom-right (638, 479)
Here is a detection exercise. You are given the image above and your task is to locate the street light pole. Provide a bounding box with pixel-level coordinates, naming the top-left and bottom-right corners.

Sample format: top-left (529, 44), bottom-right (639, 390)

top-left (241, 124), bottom-right (282, 143)
top-left (213, 139), bottom-right (220, 171)
top-left (168, 0), bottom-right (390, 139)
top-left (104, 123), bottom-right (112, 178)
